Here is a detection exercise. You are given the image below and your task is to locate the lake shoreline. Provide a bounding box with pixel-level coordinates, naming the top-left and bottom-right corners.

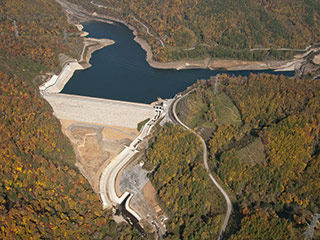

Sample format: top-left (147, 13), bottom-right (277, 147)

top-left (56, 0), bottom-right (305, 72)
top-left (40, 35), bottom-right (114, 94)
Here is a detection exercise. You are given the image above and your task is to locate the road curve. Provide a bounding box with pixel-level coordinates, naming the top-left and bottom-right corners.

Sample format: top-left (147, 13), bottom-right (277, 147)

top-left (171, 91), bottom-right (232, 240)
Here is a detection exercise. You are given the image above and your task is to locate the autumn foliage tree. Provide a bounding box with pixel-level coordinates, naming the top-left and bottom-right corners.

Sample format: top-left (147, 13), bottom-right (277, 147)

top-left (0, 0), bottom-right (141, 239)
top-left (69, 0), bottom-right (320, 61)
top-left (144, 125), bottom-right (226, 239)
top-left (181, 73), bottom-right (320, 239)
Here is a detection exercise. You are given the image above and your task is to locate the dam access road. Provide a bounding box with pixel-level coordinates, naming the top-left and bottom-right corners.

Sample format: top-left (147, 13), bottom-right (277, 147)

top-left (170, 89), bottom-right (232, 240)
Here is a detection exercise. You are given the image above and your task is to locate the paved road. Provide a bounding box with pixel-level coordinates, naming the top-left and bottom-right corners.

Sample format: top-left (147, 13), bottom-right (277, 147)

top-left (171, 91), bottom-right (232, 240)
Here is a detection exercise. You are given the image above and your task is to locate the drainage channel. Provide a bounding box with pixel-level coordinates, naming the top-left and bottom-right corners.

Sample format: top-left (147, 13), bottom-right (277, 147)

top-left (116, 194), bottom-right (147, 238)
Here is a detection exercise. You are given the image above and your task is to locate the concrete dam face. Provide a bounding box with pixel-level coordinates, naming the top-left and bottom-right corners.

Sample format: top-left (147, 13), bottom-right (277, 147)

top-left (45, 93), bottom-right (155, 129)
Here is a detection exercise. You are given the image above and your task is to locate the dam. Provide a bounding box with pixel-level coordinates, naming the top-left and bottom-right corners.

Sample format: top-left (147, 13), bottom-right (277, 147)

top-left (42, 19), bottom-right (294, 195)
top-left (47, 20), bottom-right (294, 128)
top-left (44, 93), bottom-right (154, 129)
top-left (42, 18), bottom-right (294, 197)
top-left (41, 16), bottom-right (295, 237)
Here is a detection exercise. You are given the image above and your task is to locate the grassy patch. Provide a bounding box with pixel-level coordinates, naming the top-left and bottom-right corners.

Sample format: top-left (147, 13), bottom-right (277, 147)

top-left (212, 92), bottom-right (241, 125)
top-left (183, 92), bottom-right (216, 129)
top-left (181, 89), bottom-right (240, 131)
top-left (236, 137), bottom-right (266, 165)
top-left (137, 118), bottom-right (150, 131)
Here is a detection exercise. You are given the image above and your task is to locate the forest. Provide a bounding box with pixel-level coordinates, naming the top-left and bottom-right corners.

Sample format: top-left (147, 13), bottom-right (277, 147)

top-left (1, 0), bottom-right (319, 239)
top-left (67, 0), bottom-right (320, 62)
top-left (0, 0), bottom-right (140, 239)
top-left (168, 73), bottom-right (320, 239)
top-left (144, 125), bottom-right (226, 239)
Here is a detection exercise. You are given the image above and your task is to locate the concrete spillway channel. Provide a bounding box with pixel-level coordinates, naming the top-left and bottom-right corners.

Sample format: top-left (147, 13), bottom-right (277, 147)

top-left (99, 104), bottom-right (164, 237)
top-left (116, 194), bottom-right (146, 237)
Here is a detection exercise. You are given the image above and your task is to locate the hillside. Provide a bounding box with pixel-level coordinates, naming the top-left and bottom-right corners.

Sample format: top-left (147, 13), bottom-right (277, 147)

top-left (143, 125), bottom-right (226, 239)
top-left (175, 74), bottom-right (320, 239)
top-left (0, 0), bottom-right (140, 239)
top-left (67, 0), bottom-right (320, 62)
top-left (1, 0), bottom-right (319, 239)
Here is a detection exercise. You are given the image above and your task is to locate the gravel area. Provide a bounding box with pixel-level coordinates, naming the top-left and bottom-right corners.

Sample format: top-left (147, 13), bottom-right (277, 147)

top-left (119, 163), bottom-right (149, 193)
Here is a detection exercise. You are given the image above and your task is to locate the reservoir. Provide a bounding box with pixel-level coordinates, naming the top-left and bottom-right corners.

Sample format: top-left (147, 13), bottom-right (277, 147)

top-left (62, 21), bottom-right (294, 104)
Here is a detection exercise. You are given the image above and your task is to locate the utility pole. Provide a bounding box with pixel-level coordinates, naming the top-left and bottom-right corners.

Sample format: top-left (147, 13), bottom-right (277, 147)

top-left (14, 20), bottom-right (19, 37)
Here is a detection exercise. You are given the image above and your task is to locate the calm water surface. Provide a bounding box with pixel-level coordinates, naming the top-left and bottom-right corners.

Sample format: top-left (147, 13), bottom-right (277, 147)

top-left (62, 21), bottom-right (294, 104)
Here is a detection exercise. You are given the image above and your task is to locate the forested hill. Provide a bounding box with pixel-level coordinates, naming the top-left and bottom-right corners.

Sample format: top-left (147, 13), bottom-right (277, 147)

top-left (0, 0), bottom-right (139, 239)
top-left (176, 74), bottom-right (320, 239)
top-left (67, 0), bottom-right (320, 61)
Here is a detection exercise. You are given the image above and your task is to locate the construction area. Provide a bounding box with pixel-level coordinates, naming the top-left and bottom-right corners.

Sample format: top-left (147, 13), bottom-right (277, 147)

top-left (119, 160), bottom-right (167, 232)
top-left (62, 121), bottom-right (137, 192)
top-left (45, 93), bottom-right (154, 190)
top-left (44, 91), bottom-right (167, 236)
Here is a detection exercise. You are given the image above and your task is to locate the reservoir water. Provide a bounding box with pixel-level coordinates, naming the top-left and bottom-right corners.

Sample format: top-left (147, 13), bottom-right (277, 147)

top-left (62, 21), bottom-right (294, 104)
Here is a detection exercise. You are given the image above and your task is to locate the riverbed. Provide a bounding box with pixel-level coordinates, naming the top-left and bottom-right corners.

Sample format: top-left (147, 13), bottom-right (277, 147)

top-left (62, 21), bottom-right (294, 104)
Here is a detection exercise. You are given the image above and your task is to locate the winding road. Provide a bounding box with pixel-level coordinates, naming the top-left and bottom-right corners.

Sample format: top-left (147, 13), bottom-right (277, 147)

top-left (171, 91), bottom-right (232, 240)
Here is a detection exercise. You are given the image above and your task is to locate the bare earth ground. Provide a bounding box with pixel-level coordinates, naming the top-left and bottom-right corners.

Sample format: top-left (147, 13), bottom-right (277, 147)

top-left (209, 59), bottom-right (271, 70)
top-left (60, 119), bottom-right (138, 138)
top-left (313, 54), bottom-right (320, 65)
top-left (61, 119), bottom-right (138, 192)
top-left (59, 117), bottom-right (166, 231)
top-left (143, 181), bottom-right (160, 211)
